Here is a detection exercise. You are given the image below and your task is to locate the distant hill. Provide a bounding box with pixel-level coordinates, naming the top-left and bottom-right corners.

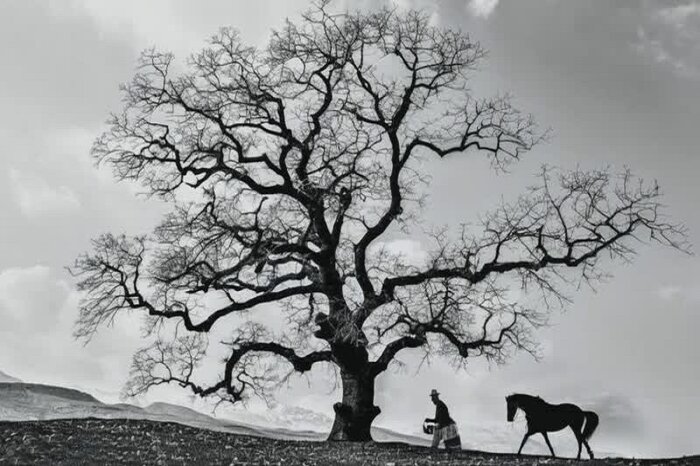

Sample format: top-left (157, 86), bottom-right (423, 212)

top-left (0, 379), bottom-right (426, 445)
top-left (143, 401), bottom-right (327, 441)
top-left (0, 371), bottom-right (22, 383)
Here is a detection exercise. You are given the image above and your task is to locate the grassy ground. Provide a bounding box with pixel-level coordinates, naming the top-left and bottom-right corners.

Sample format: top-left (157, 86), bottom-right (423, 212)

top-left (0, 418), bottom-right (697, 465)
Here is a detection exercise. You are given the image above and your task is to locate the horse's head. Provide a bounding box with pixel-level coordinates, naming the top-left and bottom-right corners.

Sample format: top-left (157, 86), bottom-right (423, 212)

top-left (505, 394), bottom-right (517, 422)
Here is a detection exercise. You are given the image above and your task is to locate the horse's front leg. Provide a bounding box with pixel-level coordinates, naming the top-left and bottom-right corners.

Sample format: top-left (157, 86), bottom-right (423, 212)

top-left (517, 432), bottom-right (531, 455)
top-left (542, 432), bottom-right (556, 458)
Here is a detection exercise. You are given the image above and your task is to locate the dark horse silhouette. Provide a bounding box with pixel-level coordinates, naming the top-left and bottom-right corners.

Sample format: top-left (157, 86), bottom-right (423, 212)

top-left (506, 393), bottom-right (599, 460)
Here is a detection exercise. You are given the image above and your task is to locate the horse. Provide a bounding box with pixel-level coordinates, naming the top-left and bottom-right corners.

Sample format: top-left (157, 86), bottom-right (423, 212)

top-left (505, 393), bottom-right (599, 460)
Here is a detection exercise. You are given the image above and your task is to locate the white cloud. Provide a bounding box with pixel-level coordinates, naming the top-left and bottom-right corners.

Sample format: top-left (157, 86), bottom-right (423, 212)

top-left (371, 238), bottom-right (429, 268)
top-left (47, 127), bottom-right (95, 164)
top-left (56, 0), bottom-right (310, 55)
top-left (388, 0), bottom-right (414, 10)
top-left (53, 0), bottom-right (202, 54)
top-left (656, 283), bottom-right (700, 302)
top-left (656, 3), bottom-right (700, 28)
top-left (46, 127), bottom-right (119, 186)
top-left (657, 284), bottom-right (683, 301)
top-left (0, 265), bottom-right (142, 394)
top-left (0, 265), bottom-right (65, 331)
top-left (467, 0), bottom-right (499, 18)
top-left (634, 3), bottom-right (700, 79)
top-left (9, 168), bottom-right (81, 218)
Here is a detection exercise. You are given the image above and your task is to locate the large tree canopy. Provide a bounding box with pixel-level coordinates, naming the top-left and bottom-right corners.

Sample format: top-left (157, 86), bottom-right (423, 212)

top-left (71, 3), bottom-right (687, 441)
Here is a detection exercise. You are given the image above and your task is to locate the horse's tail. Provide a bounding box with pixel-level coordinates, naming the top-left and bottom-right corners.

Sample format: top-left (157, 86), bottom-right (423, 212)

top-left (581, 411), bottom-right (599, 440)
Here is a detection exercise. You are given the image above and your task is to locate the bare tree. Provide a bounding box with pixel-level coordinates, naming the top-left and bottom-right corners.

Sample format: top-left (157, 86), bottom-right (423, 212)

top-left (70, 3), bottom-right (687, 441)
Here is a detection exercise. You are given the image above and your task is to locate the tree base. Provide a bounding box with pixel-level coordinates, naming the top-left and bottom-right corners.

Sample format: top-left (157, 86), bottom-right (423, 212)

top-left (326, 402), bottom-right (380, 441)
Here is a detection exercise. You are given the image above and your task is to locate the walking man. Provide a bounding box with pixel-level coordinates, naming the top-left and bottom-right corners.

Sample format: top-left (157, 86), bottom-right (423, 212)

top-left (425, 389), bottom-right (462, 450)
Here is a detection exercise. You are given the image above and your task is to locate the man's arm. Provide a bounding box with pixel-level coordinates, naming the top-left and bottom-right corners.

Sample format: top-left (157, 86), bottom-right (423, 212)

top-left (426, 402), bottom-right (441, 423)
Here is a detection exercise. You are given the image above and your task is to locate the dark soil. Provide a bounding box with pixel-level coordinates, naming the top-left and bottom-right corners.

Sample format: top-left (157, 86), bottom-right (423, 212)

top-left (0, 418), bottom-right (697, 465)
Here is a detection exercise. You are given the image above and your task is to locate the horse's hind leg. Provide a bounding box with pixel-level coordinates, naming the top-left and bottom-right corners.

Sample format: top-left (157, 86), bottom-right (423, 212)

top-left (583, 439), bottom-right (594, 459)
top-left (517, 432), bottom-right (531, 455)
top-left (575, 434), bottom-right (583, 460)
top-left (570, 427), bottom-right (583, 460)
top-left (570, 418), bottom-right (584, 460)
top-left (541, 432), bottom-right (556, 458)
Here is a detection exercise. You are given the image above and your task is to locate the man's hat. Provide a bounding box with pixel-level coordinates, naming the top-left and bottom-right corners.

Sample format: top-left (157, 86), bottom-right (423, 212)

top-left (429, 389), bottom-right (439, 397)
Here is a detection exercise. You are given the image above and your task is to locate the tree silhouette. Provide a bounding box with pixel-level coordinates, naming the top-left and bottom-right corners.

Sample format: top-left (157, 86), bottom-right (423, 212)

top-left (70, 3), bottom-right (687, 441)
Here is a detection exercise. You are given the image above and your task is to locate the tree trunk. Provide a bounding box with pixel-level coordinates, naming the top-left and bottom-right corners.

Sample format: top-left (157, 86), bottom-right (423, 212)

top-left (327, 368), bottom-right (380, 441)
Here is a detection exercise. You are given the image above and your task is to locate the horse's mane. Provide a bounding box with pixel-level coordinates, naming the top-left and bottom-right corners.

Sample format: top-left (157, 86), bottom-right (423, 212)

top-left (508, 393), bottom-right (545, 405)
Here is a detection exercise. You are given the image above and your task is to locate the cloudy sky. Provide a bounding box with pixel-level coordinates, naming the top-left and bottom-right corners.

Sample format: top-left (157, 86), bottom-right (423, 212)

top-left (1, 0), bottom-right (699, 459)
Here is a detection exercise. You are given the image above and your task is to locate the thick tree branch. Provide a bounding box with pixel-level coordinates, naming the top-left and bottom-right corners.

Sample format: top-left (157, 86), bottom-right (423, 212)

top-left (370, 335), bottom-right (425, 376)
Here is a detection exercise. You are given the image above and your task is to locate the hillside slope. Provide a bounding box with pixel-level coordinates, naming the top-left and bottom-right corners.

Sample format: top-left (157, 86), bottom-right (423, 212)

top-left (1, 418), bottom-right (697, 466)
top-left (0, 371), bottom-right (22, 383)
top-left (0, 382), bottom-right (426, 445)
